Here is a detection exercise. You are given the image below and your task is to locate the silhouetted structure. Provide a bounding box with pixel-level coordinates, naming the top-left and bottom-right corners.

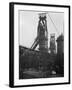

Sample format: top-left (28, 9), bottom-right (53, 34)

top-left (50, 34), bottom-right (56, 54)
top-left (31, 13), bottom-right (48, 52)
top-left (55, 34), bottom-right (64, 75)
top-left (56, 34), bottom-right (64, 55)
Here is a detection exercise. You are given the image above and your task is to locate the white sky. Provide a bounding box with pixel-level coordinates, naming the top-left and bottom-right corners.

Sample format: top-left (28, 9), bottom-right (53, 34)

top-left (19, 10), bottom-right (64, 49)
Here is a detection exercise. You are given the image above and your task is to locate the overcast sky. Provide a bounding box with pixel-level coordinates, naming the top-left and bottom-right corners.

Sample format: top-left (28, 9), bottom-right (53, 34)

top-left (19, 10), bottom-right (64, 49)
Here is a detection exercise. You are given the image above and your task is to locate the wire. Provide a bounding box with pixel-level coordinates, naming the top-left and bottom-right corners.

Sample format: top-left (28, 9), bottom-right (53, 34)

top-left (47, 13), bottom-right (59, 35)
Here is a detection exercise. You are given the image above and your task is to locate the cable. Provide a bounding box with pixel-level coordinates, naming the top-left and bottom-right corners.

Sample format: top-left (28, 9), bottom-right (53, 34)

top-left (47, 13), bottom-right (59, 35)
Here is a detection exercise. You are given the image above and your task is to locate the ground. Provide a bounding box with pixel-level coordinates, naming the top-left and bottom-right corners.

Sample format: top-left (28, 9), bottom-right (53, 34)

top-left (19, 46), bottom-right (64, 79)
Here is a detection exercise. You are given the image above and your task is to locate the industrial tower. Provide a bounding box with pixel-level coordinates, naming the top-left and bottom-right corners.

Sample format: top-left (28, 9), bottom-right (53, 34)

top-left (31, 13), bottom-right (48, 52)
top-left (50, 34), bottom-right (56, 54)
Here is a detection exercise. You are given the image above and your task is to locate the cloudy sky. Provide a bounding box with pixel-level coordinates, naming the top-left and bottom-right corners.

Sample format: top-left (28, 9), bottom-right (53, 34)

top-left (19, 10), bottom-right (64, 49)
